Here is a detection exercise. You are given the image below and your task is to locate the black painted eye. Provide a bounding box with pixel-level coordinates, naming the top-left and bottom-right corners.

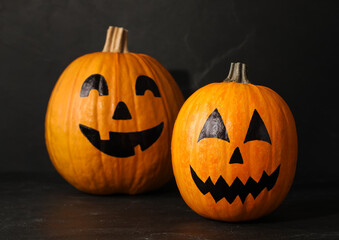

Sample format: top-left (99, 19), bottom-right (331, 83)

top-left (244, 109), bottom-right (271, 144)
top-left (80, 74), bottom-right (109, 97)
top-left (198, 109), bottom-right (230, 142)
top-left (135, 75), bottom-right (161, 97)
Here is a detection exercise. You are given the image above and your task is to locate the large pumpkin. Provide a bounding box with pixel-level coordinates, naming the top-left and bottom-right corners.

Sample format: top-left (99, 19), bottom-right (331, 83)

top-left (45, 26), bottom-right (184, 194)
top-left (172, 62), bottom-right (297, 221)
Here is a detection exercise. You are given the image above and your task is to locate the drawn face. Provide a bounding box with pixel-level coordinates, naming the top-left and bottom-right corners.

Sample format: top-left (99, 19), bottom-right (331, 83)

top-left (190, 108), bottom-right (280, 204)
top-left (79, 74), bottom-right (163, 158)
top-left (171, 82), bottom-right (298, 222)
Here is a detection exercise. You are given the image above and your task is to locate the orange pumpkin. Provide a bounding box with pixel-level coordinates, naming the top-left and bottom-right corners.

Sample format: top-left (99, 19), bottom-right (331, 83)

top-left (45, 26), bottom-right (184, 194)
top-left (172, 62), bottom-right (297, 221)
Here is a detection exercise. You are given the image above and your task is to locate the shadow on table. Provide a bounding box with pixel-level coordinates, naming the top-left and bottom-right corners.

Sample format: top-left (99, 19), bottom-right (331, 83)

top-left (253, 180), bottom-right (339, 223)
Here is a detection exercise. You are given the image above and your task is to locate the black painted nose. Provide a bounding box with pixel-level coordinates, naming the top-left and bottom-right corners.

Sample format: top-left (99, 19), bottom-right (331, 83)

top-left (113, 101), bottom-right (132, 120)
top-left (229, 147), bottom-right (243, 164)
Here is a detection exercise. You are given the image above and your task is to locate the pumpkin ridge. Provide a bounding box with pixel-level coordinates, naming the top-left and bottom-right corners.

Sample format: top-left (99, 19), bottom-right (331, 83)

top-left (136, 55), bottom-right (171, 142)
top-left (96, 54), bottom-right (111, 190)
top-left (262, 87), bottom-right (298, 204)
top-left (126, 53), bottom-right (152, 192)
top-left (121, 53), bottom-right (139, 192)
top-left (67, 55), bottom-right (95, 188)
top-left (136, 54), bottom-right (174, 188)
top-left (259, 87), bottom-right (292, 213)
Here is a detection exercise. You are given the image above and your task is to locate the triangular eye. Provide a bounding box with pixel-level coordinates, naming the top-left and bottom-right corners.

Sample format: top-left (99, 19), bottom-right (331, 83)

top-left (198, 109), bottom-right (230, 143)
top-left (244, 109), bottom-right (271, 144)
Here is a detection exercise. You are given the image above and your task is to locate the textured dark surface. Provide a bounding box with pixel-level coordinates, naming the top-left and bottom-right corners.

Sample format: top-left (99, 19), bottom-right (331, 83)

top-left (1, 172), bottom-right (338, 240)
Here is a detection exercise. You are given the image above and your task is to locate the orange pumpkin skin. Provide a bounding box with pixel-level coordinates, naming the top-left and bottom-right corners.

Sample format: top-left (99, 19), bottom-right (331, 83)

top-left (45, 27), bottom-right (184, 194)
top-left (172, 63), bottom-right (297, 221)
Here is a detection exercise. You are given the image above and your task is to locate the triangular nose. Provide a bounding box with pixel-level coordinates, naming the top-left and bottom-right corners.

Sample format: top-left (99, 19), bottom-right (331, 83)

top-left (113, 101), bottom-right (132, 120)
top-left (229, 147), bottom-right (243, 164)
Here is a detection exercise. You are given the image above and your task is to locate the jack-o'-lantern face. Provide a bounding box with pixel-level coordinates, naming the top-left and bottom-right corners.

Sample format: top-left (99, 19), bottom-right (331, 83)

top-left (46, 27), bottom-right (185, 195)
top-left (46, 51), bottom-right (184, 195)
top-left (190, 108), bottom-right (280, 204)
top-left (172, 65), bottom-right (298, 221)
top-left (79, 74), bottom-right (163, 158)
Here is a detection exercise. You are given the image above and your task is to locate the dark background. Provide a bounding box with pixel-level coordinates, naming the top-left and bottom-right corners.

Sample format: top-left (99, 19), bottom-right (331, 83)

top-left (1, 0), bottom-right (338, 185)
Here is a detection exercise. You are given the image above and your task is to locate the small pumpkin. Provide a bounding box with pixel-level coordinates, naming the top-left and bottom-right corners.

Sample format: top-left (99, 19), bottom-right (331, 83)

top-left (172, 62), bottom-right (297, 221)
top-left (45, 26), bottom-right (184, 194)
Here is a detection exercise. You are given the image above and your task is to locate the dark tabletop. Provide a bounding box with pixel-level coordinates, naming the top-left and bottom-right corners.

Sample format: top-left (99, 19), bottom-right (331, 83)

top-left (1, 172), bottom-right (338, 240)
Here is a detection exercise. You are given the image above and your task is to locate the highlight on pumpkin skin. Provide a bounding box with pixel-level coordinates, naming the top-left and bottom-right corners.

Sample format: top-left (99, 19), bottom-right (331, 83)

top-left (45, 26), bottom-right (184, 195)
top-left (171, 62), bottom-right (297, 222)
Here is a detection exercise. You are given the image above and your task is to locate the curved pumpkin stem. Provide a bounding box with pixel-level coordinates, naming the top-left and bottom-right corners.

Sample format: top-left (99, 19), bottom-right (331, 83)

top-left (224, 62), bottom-right (250, 84)
top-left (102, 26), bottom-right (129, 53)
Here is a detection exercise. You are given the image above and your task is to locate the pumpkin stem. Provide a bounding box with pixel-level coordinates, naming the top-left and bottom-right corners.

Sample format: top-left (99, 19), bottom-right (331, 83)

top-left (224, 62), bottom-right (250, 84)
top-left (102, 26), bottom-right (129, 53)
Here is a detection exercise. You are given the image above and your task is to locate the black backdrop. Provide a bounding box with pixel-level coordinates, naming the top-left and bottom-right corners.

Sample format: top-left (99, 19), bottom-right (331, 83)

top-left (1, 0), bottom-right (338, 184)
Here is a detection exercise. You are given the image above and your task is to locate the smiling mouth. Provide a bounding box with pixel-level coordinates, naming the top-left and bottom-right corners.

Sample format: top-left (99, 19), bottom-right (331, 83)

top-left (79, 122), bottom-right (164, 158)
top-left (190, 165), bottom-right (280, 204)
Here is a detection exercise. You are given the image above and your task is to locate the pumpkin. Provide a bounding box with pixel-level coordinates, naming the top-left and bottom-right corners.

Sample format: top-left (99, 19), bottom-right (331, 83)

top-left (171, 62), bottom-right (297, 221)
top-left (45, 26), bottom-right (184, 194)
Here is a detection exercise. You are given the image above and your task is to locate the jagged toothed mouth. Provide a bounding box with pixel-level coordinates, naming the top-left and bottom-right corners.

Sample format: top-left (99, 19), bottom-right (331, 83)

top-left (190, 165), bottom-right (280, 204)
top-left (79, 122), bottom-right (164, 158)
